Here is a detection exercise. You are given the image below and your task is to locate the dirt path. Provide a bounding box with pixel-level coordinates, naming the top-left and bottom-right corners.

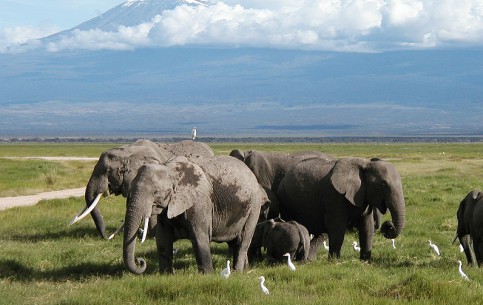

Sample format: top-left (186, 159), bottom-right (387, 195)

top-left (0, 188), bottom-right (86, 211)
top-left (2, 157), bottom-right (98, 161)
top-left (0, 157), bottom-right (94, 211)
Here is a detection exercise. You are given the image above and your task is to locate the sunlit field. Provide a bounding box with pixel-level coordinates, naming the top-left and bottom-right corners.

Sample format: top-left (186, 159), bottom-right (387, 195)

top-left (0, 142), bottom-right (482, 304)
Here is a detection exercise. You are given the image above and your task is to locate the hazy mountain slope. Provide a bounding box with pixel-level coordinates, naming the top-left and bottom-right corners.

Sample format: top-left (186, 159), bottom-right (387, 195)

top-left (0, 48), bottom-right (481, 137)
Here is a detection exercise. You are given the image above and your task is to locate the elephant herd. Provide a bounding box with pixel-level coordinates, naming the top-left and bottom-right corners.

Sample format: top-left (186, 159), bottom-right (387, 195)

top-left (69, 139), bottom-right (481, 275)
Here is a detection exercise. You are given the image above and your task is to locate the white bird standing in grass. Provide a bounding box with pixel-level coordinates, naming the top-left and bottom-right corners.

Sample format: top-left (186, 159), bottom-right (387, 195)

top-left (323, 240), bottom-right (329, 251)
top-left (191, 127), bottom-right (197, 141)
top-left (352, 241), bottom-right (361, 252)
top-left (283, 253), bottom-right (296, 271)
top-left (259, 276), bottom-right (270, 295)
top-left (220, 260), bottom-right (230, 279)
top-left (391, 239), bottom-right (396, 249)
top-left (458, 260), bottom-right (469, 281)
top-left (428, 240), bottom-right (441, 256)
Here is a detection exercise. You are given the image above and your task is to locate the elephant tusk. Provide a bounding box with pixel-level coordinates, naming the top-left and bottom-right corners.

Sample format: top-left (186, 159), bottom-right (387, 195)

top-left (108, 222), bottom-right (125, 240)
top-left (68, 193), bottom-right (102, 226)
top-left (141, 217), bottom-right (149, 243)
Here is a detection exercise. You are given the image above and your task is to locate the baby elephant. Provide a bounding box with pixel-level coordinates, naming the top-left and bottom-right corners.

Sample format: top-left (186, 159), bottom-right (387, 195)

top-left (249, 218), bottom-right (310, 262)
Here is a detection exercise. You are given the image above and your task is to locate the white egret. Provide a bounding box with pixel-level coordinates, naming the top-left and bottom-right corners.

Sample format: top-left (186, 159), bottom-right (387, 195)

top-left (323, 240), bottom-right (329, 251)
top-left (220, 260), bottom-right (231, 279)
top-left (352, 241), bottom-right (361, 252)
top-left (458, 260), bottom-right (469, 281)
top-left (428, 240), bottom-right (441, 256)
top-left (283, 253), bottom-right (296, 271)
top-left (391, 239), bottom-right (396, 249)
top-left (191, 127), bottom-right (197, 141)
top-left (259, 276), bottom-right (270, 295)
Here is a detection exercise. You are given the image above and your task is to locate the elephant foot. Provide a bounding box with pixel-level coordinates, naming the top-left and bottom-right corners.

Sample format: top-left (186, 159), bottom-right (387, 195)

top-left (360, 251), bottom-right (372, 261)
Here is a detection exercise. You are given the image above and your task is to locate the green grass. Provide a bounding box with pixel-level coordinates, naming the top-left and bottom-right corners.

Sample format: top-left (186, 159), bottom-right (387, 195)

top-left (0, 142), bottom-right (482, 304)
top-left (0, 159), bottom-right (97, 197)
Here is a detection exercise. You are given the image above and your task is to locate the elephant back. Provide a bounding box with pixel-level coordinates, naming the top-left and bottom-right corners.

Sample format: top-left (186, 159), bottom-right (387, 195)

top-left (167, 140), bottom-right (215, 158)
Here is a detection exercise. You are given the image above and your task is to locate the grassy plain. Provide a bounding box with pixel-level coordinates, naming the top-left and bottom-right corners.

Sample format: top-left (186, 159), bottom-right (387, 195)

top-left (0, 142), bottom-right (482, 304)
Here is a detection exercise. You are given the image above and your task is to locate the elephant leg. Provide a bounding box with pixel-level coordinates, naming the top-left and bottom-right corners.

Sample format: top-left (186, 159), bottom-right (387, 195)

top-left (460, 235), bottom-right (476, 266)
top-left (156, 218), bottom-right (175, 274)
top-left (325, 203), bottom-right (347, 259)
top-left (228, 239), bottom-right (240, 266)
top-left (148, 214), bottom-right (158, 238)
top-left (326, 222), bottom-right (346, 259)
top-left (308, 234), bottom-right (326, 261)
top-left (234, 208), bottom-right (260, 271)
top-left (190, 230), bottom-right (214, 274)
top-left (474, 238), bottom-right (483, 267)
top-left (358, 213), bottom-right (374, 261)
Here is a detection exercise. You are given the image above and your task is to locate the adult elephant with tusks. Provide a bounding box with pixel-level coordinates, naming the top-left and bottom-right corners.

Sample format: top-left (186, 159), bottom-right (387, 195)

top-left (70, 139), bottom-right (214, 239)
top-left (277, 157), bottom-right (406, 261)
top-left (123, 155), bottom-right (266, 274)
top-left (455, 190), bottom-right (483, 266)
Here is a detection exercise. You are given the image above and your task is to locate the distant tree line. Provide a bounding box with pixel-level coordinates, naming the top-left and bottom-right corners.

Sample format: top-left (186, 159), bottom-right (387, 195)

top-left (0, 136), bottom-right (481, 143)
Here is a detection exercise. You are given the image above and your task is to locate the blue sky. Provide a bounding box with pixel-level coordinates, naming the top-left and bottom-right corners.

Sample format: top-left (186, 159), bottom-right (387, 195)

top-left (1, 0), bottom-right (483, 53)
top-left (0, 1), bottom-right (122, 29)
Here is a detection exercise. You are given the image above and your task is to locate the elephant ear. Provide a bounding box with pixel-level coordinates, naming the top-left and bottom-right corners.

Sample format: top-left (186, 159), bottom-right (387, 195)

top-left (330, 158), bottom-right (365, 207)
top-left (166, 158), bottom-right (211, 219)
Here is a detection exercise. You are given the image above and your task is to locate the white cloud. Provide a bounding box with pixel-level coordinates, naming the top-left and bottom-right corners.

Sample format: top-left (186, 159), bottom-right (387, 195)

top-left (0, 25), bottom-right (58, 52)
top-left (4, 0), bottom-right (483, 53)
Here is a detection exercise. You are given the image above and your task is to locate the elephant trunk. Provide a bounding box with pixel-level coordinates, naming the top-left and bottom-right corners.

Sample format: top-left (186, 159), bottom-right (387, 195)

top-left (123, 192), bottom-right (152, 275)
top-left (380, 188), bottom-right (406, 239)
top-left (84, 174), bottom-right (109, 239)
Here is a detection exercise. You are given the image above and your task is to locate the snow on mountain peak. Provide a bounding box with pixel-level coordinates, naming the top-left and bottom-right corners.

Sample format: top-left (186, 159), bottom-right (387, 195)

top-left (122, 0), bottom-right (208, 8)
top-left (122, 0), bottom-right (143, 8)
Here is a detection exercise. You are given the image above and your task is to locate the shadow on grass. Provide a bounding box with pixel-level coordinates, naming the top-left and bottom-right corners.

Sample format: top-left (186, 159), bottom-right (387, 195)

top-left (0, 259), bottom-right (124, 282)
top-left (5, 227), bottom-right (119, 242)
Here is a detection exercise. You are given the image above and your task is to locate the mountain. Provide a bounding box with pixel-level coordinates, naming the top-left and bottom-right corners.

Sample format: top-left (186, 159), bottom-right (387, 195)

top-left (43, 0), bottom-right (210, 41)
top-left (1, 1), bottom-right (481, 138)
top-left (1, 47), bottom-right (481, 137)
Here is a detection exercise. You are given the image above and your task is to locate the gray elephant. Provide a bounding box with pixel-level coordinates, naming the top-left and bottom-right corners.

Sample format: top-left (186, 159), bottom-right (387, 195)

top-left (456, 190), bottom-right (483, 266)
top-left (277, 157), bottom-right (406, 261)
top-left (248, 218), bottom-right (310, 262)
top-left (123, 155), bottom-right (265, 274)
top-left (71, 139), bottom-right (214, 239)
top-left (229, 149), bottom-right (334, 220)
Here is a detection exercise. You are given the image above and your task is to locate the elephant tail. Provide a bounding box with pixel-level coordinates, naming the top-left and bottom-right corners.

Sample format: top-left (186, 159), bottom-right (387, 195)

top-left (295, 222), bottom-right (310, 261)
